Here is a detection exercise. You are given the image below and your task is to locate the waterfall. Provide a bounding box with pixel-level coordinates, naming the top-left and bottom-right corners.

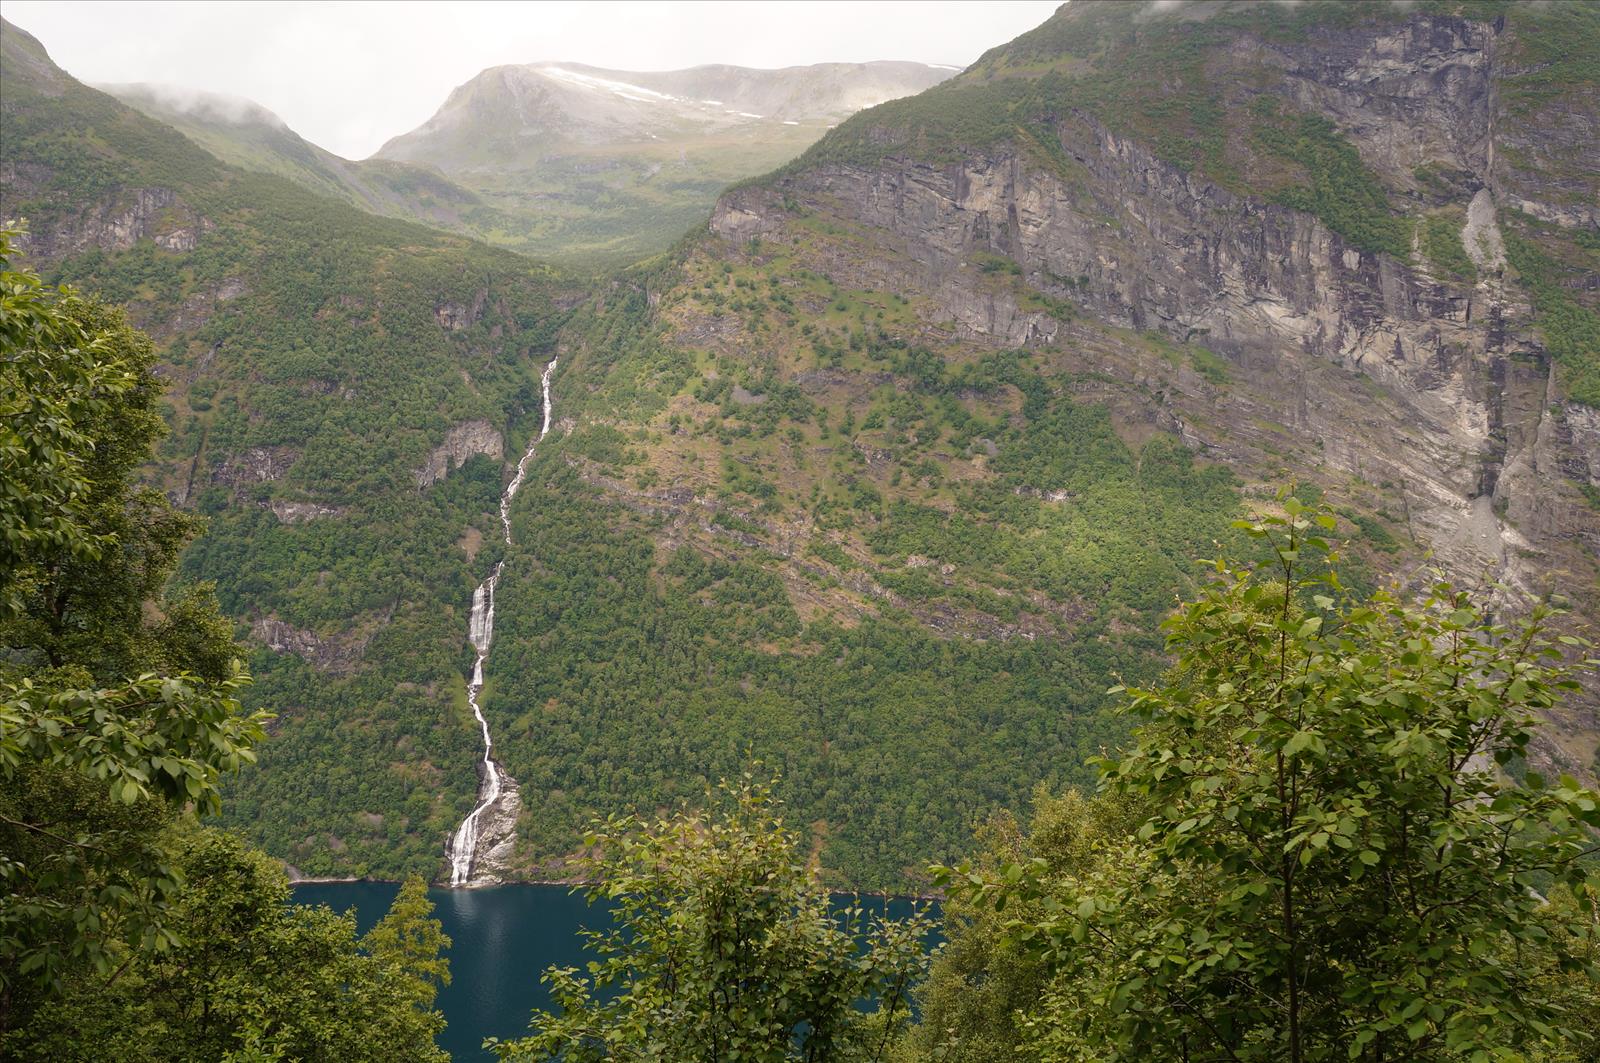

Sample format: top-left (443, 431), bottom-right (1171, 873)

top-left (447, 358), bottom-right (557, 887)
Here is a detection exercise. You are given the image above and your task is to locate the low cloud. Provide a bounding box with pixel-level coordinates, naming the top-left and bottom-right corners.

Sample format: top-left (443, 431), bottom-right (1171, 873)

top-left (97, 81), bottom-right (287, 128)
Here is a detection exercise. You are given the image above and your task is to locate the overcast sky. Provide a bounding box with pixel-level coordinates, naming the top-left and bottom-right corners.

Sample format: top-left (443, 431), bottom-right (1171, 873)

top-left (5, 1), bottom-right (1061, 159)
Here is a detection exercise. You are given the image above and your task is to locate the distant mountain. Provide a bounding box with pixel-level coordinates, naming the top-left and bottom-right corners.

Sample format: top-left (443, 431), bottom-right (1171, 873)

top-left (379, 61), bottom-right (957, 159)
top-left (102, 62), bottom-right (955, 266)
top-left (103, 82), bottom-right (509, 241)
top-left (374, 61), bottom-right (956, 262)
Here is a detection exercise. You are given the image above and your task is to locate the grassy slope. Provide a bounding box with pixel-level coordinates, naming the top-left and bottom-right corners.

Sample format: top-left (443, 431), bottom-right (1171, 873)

top-left (472, 209), bottom-right (1436, 886)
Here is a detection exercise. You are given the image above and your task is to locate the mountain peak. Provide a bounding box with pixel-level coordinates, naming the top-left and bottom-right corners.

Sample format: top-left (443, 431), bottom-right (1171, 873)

top-left (1, 17), bottom-right (71, 96)
top-left (97, 82), bottom-right (289, 131)
top-left (376, 59), bottom-right (956, 163)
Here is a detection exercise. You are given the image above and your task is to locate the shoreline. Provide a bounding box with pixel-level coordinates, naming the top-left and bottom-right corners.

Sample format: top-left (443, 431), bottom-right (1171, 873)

top-left (286, 873), bottom-right (941, 902)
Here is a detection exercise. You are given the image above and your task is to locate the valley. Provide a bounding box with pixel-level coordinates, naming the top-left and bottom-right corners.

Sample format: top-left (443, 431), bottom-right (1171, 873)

top-left (3, 0), bottom-right (1597, 903)
top-left (6, 0), bottom-right (1600, 1056)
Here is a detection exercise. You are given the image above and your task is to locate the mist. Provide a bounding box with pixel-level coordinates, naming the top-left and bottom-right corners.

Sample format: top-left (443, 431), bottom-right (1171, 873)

top-left (2, 0), bottom-right (1060, 159)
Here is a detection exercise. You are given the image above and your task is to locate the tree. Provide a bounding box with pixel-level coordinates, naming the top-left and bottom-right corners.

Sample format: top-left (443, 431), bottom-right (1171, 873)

top-left (2, 830), bottom-right (452, 1062)
top-left (943, 497), bottom-right (1600, 1061)
top-left (1, 232), bottom-right (269, 1021)
top-left (491, 773), bottom-right (932, 1062)
top-left (900, 787), bottom-right (1136, 1062)
top-left (364, 874), bottom-right (453, 1051)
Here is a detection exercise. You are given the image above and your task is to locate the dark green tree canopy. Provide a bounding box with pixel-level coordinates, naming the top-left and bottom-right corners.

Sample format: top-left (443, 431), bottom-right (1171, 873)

top-left (3, 235), bottom-right (448, 1063)
top-left (936, 499), bottom-right (1600, 1061)
top-left (2, 233), bottom-right (268, 1011)
top-left (492, 774), bottom-right (932, 1062)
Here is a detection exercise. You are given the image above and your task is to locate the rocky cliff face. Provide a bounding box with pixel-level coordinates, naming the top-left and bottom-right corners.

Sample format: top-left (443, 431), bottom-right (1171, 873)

top-left (7, 184), bottom-right (211, 259)
top-left (249, 617), bottom-right (371, 673)
top-left (415, 420), bottom-right (504, 488)
top-left (701, 3), bottom-right (1600, 772)
top-left (452, 775), bottom-right (523, 886)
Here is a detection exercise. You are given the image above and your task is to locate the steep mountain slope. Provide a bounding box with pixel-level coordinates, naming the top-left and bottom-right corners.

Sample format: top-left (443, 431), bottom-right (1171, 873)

top-left (3, 3), bottom-right (1596, 893)
top-left (735, 0), bottom-right (1600, 752)
top-left (102, 82), bottom-right (500, 236)
top-left (373, 61), bottom-right (955, 262)
top-left (1, 17), bottom-right (579, 878)
top-left (472, 0), bottom-right (1600, 885)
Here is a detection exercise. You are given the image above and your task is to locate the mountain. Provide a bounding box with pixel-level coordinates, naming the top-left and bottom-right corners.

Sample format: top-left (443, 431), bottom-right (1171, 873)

top-left (102, 81), bottom-right (495, 234)
top-left (3, 2), bottom-right (1597, 893)
top-left (493, 0), bottom-right (1600, 885)
top-left (101, 61), bottom-right (955, 265)
top-left (2, 16), bottom-right (579, 878)
top-left (373, 60), bottom-right (956, 262)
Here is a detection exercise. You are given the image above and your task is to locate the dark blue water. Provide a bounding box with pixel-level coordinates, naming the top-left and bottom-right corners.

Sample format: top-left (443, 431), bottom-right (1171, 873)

top-left (291, 881), bottom-right (938, 1061)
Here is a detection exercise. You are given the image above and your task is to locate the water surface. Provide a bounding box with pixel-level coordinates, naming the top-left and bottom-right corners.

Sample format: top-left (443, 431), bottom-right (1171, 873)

top-left (293, 881), bottom-right (936, 1060)
top-left (294, 882), bottom-right (606, 1060)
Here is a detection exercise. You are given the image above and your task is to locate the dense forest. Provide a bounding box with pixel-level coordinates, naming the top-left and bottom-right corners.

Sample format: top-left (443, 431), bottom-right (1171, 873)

top-left (0, 241), bottom-right (452, 1058)
top-left (7, 262), bottom-right (1596, 1057)
top-left (5, 0), bottom-right (1600, 1056)
top-left (0, 16), bottom-right (584, 880)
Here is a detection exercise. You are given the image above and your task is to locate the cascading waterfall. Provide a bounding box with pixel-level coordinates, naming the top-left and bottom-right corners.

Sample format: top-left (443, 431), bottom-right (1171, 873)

top-left (447, 358), bottom-right (557, 887)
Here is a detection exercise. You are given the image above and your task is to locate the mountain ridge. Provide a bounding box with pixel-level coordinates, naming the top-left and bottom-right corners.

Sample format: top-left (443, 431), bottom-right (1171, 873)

top-left (371, 57), bottom-right (955, 262)
top-left (102, 80), bottom-right (494, 237)
top-left (3, 2), bottom-right (1597, 892)
top-left (87, 49), bottom-right (957, 264)
top-left (378, 58), bottom-right (957, 158)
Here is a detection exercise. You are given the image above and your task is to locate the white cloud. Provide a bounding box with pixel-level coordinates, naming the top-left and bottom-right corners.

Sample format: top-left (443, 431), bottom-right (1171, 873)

top-left (3, 0), bottom-right (1061, 159)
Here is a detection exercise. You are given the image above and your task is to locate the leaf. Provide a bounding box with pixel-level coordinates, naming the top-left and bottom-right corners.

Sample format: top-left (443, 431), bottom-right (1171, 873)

top-left (1283, 730), bottom-right (1319, 756)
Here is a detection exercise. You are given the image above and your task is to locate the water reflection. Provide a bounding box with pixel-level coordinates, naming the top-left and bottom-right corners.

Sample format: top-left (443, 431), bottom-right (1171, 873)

top-left (293, 881), bottom-right (938, 1061)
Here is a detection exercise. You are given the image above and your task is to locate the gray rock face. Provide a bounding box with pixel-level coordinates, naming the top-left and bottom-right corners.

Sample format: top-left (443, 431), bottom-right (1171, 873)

top-left (415, 420), bottom-right (504, 488)
top-left (450, 774), bottom-right (523, 886)
top-left (269, 499), bottom-right (346, 524)
top-left (435, 288), bottom-right (488, 331)
top-left (249, 617), bottom-right (369, 673)
top-left (711, 8), bottom-right (1599, 771)
top-left (9, 185), bottom-right (210, 259)
top-left (212, 446), bottom-right (298, 485)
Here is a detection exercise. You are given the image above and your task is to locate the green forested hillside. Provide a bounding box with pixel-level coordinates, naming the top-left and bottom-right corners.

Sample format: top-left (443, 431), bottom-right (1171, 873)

top-left (0, 245), bottom-right (453, 1058)
top-left (4, 0), bottom-right (1596, 894)
top-left (1, 16), bottom-right (1265, 889)
top-left (2, 18), bottom-right (575, 878)
top-left (465, 240), bottom-right (1390, 887)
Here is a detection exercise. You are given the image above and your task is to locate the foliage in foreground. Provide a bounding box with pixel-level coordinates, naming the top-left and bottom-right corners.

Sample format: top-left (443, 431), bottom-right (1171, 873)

top-left (926, 499), bottom-right (1600, 1061)
top-left (5, 836), bottom-right (451, 1062)
top-left (0, 239), bottom-right (450, 1059)
top-left (1, 231), bottom-right (266, 1013)
top-left (490, 775), bottom-right (932, 1062)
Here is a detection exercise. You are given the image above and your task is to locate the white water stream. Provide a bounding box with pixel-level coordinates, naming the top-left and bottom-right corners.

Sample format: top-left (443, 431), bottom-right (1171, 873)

top-left (447, 359), bottom-right (557, 886)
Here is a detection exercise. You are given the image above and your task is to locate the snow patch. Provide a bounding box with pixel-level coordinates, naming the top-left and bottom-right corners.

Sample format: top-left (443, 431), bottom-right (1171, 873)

top-left (537, 65), bottom-right (683, 104)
